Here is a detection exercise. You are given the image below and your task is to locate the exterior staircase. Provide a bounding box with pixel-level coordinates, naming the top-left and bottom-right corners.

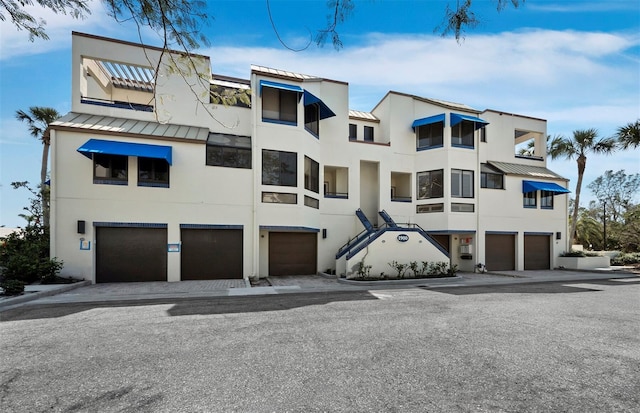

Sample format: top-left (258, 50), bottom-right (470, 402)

top-left (335, 209), bottom-right (450, 277)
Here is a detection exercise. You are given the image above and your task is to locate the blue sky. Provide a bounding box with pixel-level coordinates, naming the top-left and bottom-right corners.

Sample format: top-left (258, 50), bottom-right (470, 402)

top-left (1, 0), bottom-right (639, 227)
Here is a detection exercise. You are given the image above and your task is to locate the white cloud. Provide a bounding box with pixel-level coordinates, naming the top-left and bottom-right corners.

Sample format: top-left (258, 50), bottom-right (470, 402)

top-left (204, 29), bottom-right (639, 129)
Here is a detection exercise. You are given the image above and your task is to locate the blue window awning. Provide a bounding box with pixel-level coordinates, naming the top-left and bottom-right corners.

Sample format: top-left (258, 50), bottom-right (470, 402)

top-left (303, 90), bottom-right (336, 120)
top-left (412, 113), bottom-right (445, 130)
top-left (259, 80), bottom-right (303, 95)
top-left (450, 113), bottom-right (489, 129)
top-left (77, 139), bottom-right (173, 165)
top-left (522, 180), bottom-right (570, 194)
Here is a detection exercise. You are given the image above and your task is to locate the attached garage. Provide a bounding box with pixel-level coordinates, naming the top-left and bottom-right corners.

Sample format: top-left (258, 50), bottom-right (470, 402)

top-left (524, 234), bottom-right (551, 270)
top-left (96, 226), bottom-right (167, 283)
top-left (181, 227), bottom-right (243, 280)
top-left (269, 232), bottom-right (317, 276)
top-left (485, 233), bottom-right (516, 271)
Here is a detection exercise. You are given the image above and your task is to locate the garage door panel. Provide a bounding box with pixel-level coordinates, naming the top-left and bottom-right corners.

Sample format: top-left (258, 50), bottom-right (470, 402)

top-left (181, 229), bottom-right (243, 280)
top-left (269, 232), bottom-right (317, 276)
top-left (96, 227), bottom-right (167, 283)
top-left (485, 234), bottom-right (515, 271)
top-left (525, 235), bottom-right (550, 270)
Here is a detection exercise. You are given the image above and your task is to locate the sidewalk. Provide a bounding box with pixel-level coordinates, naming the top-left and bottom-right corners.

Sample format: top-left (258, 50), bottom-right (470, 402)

top-left (1, 268), bottom-right (637, 312)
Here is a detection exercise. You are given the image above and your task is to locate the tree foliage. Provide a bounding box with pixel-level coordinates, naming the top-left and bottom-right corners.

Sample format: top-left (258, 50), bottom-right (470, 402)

top-left (0, 0), bottom-right (89, 41)
top-left (587, 170), bottom-right (640, 223)
top-left (615, 119), bottom-right (640, 150)
top-left (15, 106), bottom-right (61, 228)
top-left (548, 129), bottom-right (617, 243)
top-left (0, 182), bottom-right (63, 284)
top-left (3, 0), bottom-right (525, 48)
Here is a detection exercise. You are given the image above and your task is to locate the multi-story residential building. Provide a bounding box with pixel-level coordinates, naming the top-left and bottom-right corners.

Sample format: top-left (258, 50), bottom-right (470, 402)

top-left (49, 32), bottom-right (570, 283)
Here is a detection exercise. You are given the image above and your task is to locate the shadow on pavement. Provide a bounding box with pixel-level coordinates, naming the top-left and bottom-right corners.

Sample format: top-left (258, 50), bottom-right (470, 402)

top-left (422, 278), bottom-right (640, 295)
top-left (0, 291), bottom-right (379, 322)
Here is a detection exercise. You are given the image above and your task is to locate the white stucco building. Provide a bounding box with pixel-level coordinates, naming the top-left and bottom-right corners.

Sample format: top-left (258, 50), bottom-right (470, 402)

top-left (49, 32), bottom-right (570, 283)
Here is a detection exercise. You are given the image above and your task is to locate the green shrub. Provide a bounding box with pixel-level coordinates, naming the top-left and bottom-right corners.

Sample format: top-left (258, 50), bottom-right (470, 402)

top-left (0, 279), bottom-right (25, 296)
top-left (560, 250), bottom-right (586, 257)
top-left (611, 252), bottom-right (640, 266)
top-left (0, 224), bottom-right (63, 284)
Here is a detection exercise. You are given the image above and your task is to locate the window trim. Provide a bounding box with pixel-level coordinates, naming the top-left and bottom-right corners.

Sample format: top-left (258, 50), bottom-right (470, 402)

top-left (417, 169), bottom-right (444, 200)
top-left (93, 153), bottom-right (128, 185)
top-left (523, 191), bottom-right (537, 208)
top-left (304, 156), bottom-right (320, 193)
top-left (262, 149), bottom-right (298, 187)
top-left (138, 156), bottom-right (169, 188)
top-left (364, 126), bottom-right (374, 142)
top-left (451, 169), bottom-right (474, 198)
top-left (541, 190), bottom-right (554, 209)
top-left (416, 121), bottom-right (444, 151)
top-left (451, 121), bottom-right (476, 149)
top-left (261, 86), bottom-right (298, 125)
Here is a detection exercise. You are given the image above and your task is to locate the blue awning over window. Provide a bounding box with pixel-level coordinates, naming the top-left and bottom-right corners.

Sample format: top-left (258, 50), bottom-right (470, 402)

top-left (450, 113), bottom-right (489, 129)
top-left (522, 180), bottom-right (570, 194)
top-left (303, 90), bottom-right (336, 120)
top-left (77, 139), bottom-right (172, 165)
top-left (259, 80), bottom-right (304, 95)
top-left (412, 113), bottom-right (445, 130)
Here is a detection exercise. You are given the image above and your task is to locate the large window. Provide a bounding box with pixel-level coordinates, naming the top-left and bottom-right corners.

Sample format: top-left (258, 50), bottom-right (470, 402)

top-left (138, 157), bottom-right (169, 187)
top-left (541, 190), bottom-right (554, 209)
top-left (304, 156), bottom-right (319, 193)
top-left (417, 122), bottom-right (444, 150)
top-left (305, 103), bottom-right (319, 136)
top-left (206, 133), bottom-right (251, 169)
top-left (480, 164), bottom-right (504, 189)
top-left (451, 121), bottom-right (475, 148)
top-left (451, 169), bottom-right (474, 198)
top-left (262, 87), bottom-right (297, 124)
top-left (262, 150), bottom-right (297, 187)
top-left (523, 191), bottom-right (537, 208)
top-left (94, 154), bottom-right (128, 185)
top-left (364, 126), bottom-right (374, 142)
top-left (417, 169), bottom-right (444, 199)
top-left (349, 124), bottom-right (357, 140)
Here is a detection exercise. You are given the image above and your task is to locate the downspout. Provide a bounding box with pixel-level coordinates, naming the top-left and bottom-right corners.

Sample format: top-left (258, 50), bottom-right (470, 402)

top-left (476, 124), bottom-right (481, 270)
top-left (251, 73), bottom-right (259, 280)
top-left (49, 129), bottom-right (57, 260)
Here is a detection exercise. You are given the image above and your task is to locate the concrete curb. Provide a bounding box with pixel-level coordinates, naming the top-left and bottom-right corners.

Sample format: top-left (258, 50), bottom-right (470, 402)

top-left (0, 280), bottom-right (91, 310)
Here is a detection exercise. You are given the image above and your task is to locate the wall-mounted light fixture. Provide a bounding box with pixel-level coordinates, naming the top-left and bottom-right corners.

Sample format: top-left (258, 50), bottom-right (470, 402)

top-left (77, 220), bottom-right (86, 234)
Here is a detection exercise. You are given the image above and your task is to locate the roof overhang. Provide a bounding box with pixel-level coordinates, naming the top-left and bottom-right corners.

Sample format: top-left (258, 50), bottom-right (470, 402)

top-left (77, 139), bottom-right (172, 165)
top-left (522, 180), bottom-right (570, 194)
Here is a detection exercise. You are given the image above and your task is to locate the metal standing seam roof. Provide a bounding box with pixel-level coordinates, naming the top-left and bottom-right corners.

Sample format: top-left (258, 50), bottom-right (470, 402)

top-left (251, 65), bottom-right (319, 81)
top-left (50, 112), bottom-right (210, 141)
top-left (349, 110), bottom-right (379, 121)
top-left (488, 161), bottom-right (567, 180)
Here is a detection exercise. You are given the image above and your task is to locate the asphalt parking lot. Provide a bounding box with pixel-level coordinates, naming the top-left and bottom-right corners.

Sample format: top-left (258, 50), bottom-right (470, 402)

top-left (1, 276), bottom-right (639, 412)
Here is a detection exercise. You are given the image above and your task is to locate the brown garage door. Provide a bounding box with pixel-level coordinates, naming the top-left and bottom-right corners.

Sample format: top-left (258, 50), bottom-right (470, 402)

top-left (181, 228), bottom-right (243, 280)
top-left (96, 226), bottom-right (167, 283)
top-left (485, 233), bottom-right (515, 271)
top-left (524, 234), bottom-right (550, 270)
top-left (269, 232), bottom-right (317, 275)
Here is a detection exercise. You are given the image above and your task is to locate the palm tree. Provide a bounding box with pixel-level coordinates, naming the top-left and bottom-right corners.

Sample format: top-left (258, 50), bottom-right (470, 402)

top-left (548, 129), bottom-right (616, 244)
top-left (615, 120), bottom-right (640, 149)
top-left (15, 106), bottom-right (61, 227)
